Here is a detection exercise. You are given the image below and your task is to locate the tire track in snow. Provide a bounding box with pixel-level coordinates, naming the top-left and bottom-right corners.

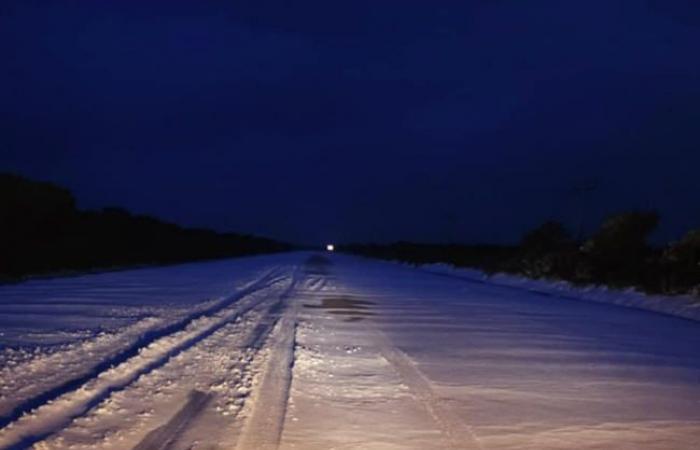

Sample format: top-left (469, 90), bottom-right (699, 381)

top-left (234, 316), bottom-right (296, 450)
top-left (0, 268), bottom-right (283, 430)
top-left (130, 277), bottom-right (299, 450)
top-left (0, 270), bottom-right (291, 450)
top-left (132, 390), bottom-right (213, 450)
top-left (376, 333), bottom-right (484, 450)
top-left (234, 271), bottom-right (300, 450)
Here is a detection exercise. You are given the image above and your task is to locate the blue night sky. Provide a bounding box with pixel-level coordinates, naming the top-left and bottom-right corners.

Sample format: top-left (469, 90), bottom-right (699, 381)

top-left (2, 1), bottom-right (700, 244)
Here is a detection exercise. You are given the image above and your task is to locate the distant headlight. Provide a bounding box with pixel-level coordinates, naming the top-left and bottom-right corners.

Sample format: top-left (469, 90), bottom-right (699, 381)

top-left (326, 244), bottom-right (335, 252)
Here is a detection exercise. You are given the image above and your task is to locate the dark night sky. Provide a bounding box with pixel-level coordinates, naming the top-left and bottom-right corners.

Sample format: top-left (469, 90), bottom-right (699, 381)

top-left (2, 1), bottom-right (700, 245)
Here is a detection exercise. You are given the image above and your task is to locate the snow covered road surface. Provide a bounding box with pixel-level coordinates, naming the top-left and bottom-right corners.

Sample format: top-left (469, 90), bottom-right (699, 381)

top-left (1, 252), bottom-right (699, 449)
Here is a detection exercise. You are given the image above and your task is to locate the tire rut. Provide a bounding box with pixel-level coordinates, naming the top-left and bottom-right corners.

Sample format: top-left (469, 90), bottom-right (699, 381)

top-left (375, 333), bottom-right (484, 450)
top-left (0, 270), bottom-right (290, 450)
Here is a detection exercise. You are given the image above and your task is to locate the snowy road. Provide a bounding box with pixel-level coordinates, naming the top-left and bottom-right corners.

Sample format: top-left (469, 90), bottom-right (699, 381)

top-left (0, 253), bottom-right (699, 449)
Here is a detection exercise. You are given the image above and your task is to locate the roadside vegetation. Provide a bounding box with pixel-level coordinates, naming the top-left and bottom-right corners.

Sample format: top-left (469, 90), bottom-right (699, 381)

top-left (0, 173), bottom-right (291, 281)
top-left (346, 212), bottom-right (700, 297)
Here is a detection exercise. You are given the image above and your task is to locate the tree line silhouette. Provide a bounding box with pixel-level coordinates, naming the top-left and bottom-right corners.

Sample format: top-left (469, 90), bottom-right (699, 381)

top-left (346, 212), bottom-right (700, 296)
top-left (0, 173), bottom-right (291, 281)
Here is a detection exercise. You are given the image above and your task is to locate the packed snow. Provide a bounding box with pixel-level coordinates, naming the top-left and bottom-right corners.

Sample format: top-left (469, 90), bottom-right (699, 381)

top-left (1, 252), bottom-right (699, 449)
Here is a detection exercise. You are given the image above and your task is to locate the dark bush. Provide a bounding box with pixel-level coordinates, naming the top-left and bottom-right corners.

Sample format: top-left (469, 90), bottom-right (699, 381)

top-left (518, 221), bottom-right (579, 279)
top-left (0, 173), bottom-right (290, 280)
top-left (581, 211), bottom-right (659, 287)
top-left (345, 210), bottom-right (700, 297)
top-left (661, 230), bottom-right (700, 294)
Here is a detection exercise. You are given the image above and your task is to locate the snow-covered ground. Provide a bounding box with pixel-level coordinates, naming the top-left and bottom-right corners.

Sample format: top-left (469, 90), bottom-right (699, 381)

top-left (1, 252), bottom-right (699, 449)
top-left (421, 263), bottom-right (700, 322)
